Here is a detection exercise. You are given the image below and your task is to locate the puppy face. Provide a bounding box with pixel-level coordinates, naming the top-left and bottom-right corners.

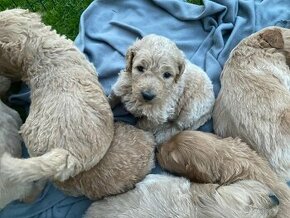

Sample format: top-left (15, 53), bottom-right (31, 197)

top-left (123, 34), bottom-right (185, 117)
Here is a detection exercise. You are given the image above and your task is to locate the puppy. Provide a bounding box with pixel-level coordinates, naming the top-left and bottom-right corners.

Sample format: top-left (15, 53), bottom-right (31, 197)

top-left (0, 8), bottom-right (114, 186)
top-left (84, 174), bottom-right (278, 218)
top-left (213, 27), bottom-right (290, 181)
top-left (109, 34), bottom-right (215, 144)
top-left (157, 130), bottom-right (290, 218)
top-left (0, 80), bottom-right (42, 209)
top-left (53, 122), bottom-right (155, 200)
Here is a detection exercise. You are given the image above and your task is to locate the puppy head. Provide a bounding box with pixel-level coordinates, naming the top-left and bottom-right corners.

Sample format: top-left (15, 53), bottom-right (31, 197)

top-left (124, 34), bottom-right (185, 115)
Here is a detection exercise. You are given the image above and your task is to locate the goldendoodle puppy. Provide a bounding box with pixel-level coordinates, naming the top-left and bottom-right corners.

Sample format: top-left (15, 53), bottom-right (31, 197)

top-left (157, 130), bottom-right (290, 218)
top-left (109, 34), bottom-right (215, 144)
top-left (84, 174), bottom-right (278, 218)
top-left (53, 122), bottom-right (155, 200)
top-left (0, 8), bottom-right (114, 184)
top-left (0, 81), bottom-right (42, 208)
top-left (213, 27), bottom-right (290, 182)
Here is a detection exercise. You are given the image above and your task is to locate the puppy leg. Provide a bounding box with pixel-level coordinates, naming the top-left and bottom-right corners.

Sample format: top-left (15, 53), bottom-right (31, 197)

top-left (0, 148), bottom-right (78, 183)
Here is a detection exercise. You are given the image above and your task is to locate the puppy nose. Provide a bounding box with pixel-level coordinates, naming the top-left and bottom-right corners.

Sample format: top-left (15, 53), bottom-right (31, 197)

top-left (141, 91), bottom-right (156, 101)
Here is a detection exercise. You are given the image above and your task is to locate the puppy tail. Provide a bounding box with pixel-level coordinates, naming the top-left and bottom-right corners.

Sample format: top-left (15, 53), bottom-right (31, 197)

top-left (0, 148), bottom-right (77, 183)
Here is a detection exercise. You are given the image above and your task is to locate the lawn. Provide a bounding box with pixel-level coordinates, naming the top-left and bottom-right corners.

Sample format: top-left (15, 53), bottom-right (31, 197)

top-left (0, 0), bottom-right (203, 40)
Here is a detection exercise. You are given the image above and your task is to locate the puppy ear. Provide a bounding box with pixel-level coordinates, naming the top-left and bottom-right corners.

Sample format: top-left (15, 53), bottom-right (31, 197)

top-left (125, 46), bottom-right (136, 73)
top-left (174, 60), bottom-right (185, 83)
top-left (169, 150), bottom-right (184, 165)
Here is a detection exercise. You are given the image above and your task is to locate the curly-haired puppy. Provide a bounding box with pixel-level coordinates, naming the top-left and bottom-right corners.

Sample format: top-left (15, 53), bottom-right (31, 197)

top-left (84, 174), bottom-right (278, 218)
top-left (53, 122), bottom-right (155, 200)
top-left (157, 131), bottom-right (290, 218)
top-left (0, 9), bottom-right (113, 190)
top-left (109, 34), bottom-right (215, 144)
top-left (213, 27), bottom-right (290, 182)
top-left (0, 80), bottom-right (42, 208)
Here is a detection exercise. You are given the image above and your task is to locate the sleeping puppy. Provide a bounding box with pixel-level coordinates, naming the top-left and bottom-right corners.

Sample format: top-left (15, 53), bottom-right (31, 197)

top-left (213, 27), bottom-right (290, 182)
top-left (0, 78), bottom-right (42, 209)
top-left (0, 8), bottom-right (114, 190)
top-left (53, 122), bottom-right (155, 200)
top-left (157, 130), bottom-right (290, 218)
top-left (84, 174), bottom-right (278, 218)
top-left (109, 34), bottom-right (215, 144)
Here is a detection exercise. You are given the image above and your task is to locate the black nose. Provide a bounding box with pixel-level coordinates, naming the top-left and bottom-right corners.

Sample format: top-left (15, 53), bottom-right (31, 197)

top-left (141, 91), bottom-right (156, 101)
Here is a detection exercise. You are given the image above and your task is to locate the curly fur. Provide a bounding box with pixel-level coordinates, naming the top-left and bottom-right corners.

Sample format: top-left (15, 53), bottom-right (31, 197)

top-left (0, 98), bottom-right (43, 209)
top-left (213, 27), bottom-right (290, 182)
top-left (84, 174), bottom-right (278, 218)
top-left (54, 122), bottom-right (155, 200)
top-left (157, 130), bottom-right (290, 218)
top-left (109, 34), bottom-right (215, 144)
top-left (0, 9), bottom-right (114, 197)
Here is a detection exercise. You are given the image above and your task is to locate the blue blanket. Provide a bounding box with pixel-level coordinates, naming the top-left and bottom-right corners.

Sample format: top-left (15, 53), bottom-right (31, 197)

top-left (1, 0), bottom-right (289, 217)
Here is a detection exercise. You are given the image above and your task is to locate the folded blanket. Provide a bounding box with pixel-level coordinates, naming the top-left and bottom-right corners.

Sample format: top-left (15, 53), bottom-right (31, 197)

top-left (1, 0), bottom-right (289, 217)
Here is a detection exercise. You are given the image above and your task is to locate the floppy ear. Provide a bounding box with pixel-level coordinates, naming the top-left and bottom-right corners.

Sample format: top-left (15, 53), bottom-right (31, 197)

top-left (174, 59), bottom-right (185, 83)
top-left (169, 150), bottom-right (185, 165)
top-left (125, 45), bottom-right (136, 73)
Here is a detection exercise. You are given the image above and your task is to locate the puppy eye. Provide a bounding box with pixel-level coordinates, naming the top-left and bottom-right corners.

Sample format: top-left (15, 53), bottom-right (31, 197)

top-left (163, 72), bottom-right (172, 79)
top-left (136, 66), bottom-right (144, 72)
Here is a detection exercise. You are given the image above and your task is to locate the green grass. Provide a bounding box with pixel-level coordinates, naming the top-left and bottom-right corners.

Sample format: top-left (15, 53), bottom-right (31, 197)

top-left (187, 0), bottom-right (203, 5)
top-left (0, 0), bottom-right (203, 40)
top-left (0, 0), bottom-right (93, 40)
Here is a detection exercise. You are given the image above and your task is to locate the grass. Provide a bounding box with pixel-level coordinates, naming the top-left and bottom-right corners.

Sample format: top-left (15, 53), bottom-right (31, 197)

top-left (0, 0), bottom-right (203, 40)
top-left (0, 0), bottom-right (93, 40)
top-left (187, 0), bottom-right (203, 5)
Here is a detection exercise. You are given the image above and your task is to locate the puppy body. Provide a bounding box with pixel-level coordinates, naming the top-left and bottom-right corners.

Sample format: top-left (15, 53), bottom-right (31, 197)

top-left (54, 122), bottom-right (155, 200)
top-left (110, 34), bottom-right (215, 144)
top-left (157, 131), bottom-right (290, 218)
top-left (0, 99), bottom-right (43, 209)
top-left (0, 9), bottom-right (114, 184)
top-left (84, 174), bottom-right (277, 218)
top-left (213, 27), bottom-right (290, 181)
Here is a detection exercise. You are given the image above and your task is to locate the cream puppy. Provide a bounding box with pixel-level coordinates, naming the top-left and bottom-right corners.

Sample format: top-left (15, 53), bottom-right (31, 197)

top-left (109, 34), bottom-right (215, 144)
top-left (157, 130), bottom-right (290, 218)
top-left (0, 8), bottom-right (114, 187)
top-left (54, 122), bottom-right (155, 200)
top-left (84, 174), bottom-right (278, 218)
top-left (213, 27), bottom-right (290, 182)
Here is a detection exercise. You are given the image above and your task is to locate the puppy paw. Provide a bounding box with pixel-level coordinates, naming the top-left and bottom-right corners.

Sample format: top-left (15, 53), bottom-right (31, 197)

top-left (52, 151), bottom-right (78, 182)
